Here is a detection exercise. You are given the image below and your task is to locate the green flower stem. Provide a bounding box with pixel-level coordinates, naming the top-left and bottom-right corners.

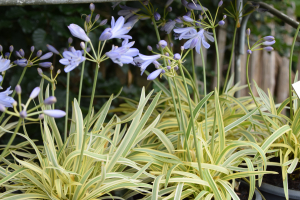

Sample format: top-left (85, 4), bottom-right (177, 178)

top-left (246, 55), bottom-right (272, 134)
top-left (182, 65), bottom-right (200, 101)
top-left (0, 73), bottom-right (6, 87)
top-left (172, 76), bottom-right (192, 162)
top-left (64, 72), bottom-right (70, 142)
top-left (78, 63), bottom-right (100, 173)
top-left (212, 28), bottom-right (220, 93)
top-left (0, 66), bottom-right (28, 124)
top-left (151, 16), bottom-right (192, 161)
top-left (0, 118), bottom-right (22, 161)
top-left (200, 48), bottom-right (209, 141)
top-left (289, 24), bottom-right (300, 121)
top-left (78, 42), bottom-right (88, 106)
top-left (223, 21), bottom-right (238, 93)
top-left (210, 114), bottom-right (217, 156)
top-left (178, 63), bottom-right (203, 179)
top-left (191, 50), bottom-right (199, 103)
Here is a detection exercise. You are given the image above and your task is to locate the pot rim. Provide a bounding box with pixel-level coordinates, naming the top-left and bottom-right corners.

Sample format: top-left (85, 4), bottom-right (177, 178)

top-left (259, 182), bottom-right (300, 199)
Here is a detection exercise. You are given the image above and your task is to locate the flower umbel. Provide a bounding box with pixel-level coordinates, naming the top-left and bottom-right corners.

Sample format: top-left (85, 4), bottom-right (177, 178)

top-left (133, 54), bottom-right (161, 75)
top-left (59, 47), bottom-right (86, 72)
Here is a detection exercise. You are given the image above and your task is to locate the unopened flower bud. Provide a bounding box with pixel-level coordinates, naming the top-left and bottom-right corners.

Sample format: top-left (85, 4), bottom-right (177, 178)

top-left (80, 42), bottom-right (86, 50)
top-left (154, 12), bottom-right (161, 21)
top-left (174, 53), bottom-right (181, 60)
top-left (15, 51), bottom-right (22, 58)
top-left (246, 28), bottom-right (250, 36)
top-left (174, 66), bottom-right (179, 71)
top-left (57, 69), bottom-right (61, 74)
top-left (0, 104), bottom-right (5, 112)
top-left (5, 52), bottom-right (9, 58)
top-left (86, 47), bottom-right (91, 53)
top-left (159, 40), bottom-right (167, 49)
top-left (37, 68), bottom-right (43, 76)
top-left (90, 3), bottom-right (95, 11)
top-left (39, 114), bottom-right (44, 120)
top-left (43, 110), bottom-right (66, 118)
top-left (218, 0), bottom-right (223, 7)
top-left (175, 17), bottom-right (183, 23)
top-left (44, 96), bottom-right (57, 105)
top-left (100, 19), bottom-right (108, 26)
top-left (36, 50), bottom-right (42, 57)
top-left (147, 45), bottom-right (153, 51)
top-left (167, 66), bottom-right (171, 70)
top-left (147, 69), bottom-right (162, 81)
top-left (20, 110), bottom-right (27, 118)
top-left (0, 45), bottom-right (2, 52)
top-left (218, 20), bottom-right (225, 26)
top-left (31, 46), bottom-right (35, 52)
top-left (181, 46), bottom-right (184, 51)
top-left (156, 44), bottom-right (160, 50)
top-left (223, 15), bottom-right (227, 19)
top-left (40, 52), bottom-right (53, 60)
top-left (165, 52), bottom-right (169, 56)
top-left (264, 46), bottom-right (273, 52)
top-left (170, 43), bottom-right (174, 48)
top-left (12, 101), bottom-right (17, 107)
top-left (247, 49), bottom-right (252, 54)
top-left (183, 15), bottom-right (194, 22)
top-left (19, 49), bottom-right (25, 57)
top-left (50, 65), bottom-right (54, 70)
top-left (68, 37), bottom-right (73, 44)
top-left (262, 40), bottom-right (275, 46)
top-left (86, 15), bottom-right (91, 23)
top-left (9, 45), bottom-right (14, 52)
top-left (167, 7), bottom-right (172, 12)
top-left (162, 69), bottom-right (166, 73)
top-left (263, 36), bottom-right (275, 41)
top-left (95, 14), bottom-right (100, 21)
top-left (39, 62), bottom-right (52, 68)
top-left (15, 85), bottom-right (21, 94)
top-left (47, 44), bottom-right (60, 55)
top-left (30, 87), bottom-right (40, 99)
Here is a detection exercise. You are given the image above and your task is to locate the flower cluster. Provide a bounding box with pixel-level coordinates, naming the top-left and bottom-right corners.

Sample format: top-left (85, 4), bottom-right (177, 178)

top-left (246, 28), bottom-right (275, 54)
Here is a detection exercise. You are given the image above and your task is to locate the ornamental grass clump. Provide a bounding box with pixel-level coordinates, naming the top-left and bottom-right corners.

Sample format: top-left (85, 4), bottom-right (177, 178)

top-left (0, 0), bottom-right (298, 200)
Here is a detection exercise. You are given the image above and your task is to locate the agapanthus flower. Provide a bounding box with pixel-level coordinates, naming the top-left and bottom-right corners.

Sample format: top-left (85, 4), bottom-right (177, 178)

top-left (59, 47), bottom-right (86, 72)
top-left (43, 110), bottom-right (66, 118)
top-left (181, 29), bottom-right (214, 54)
top-left (161, 20), bottom-right (176, 34)
top-left (118, 5), bottom-right (140, 20)
top-left (14, 59), bottom-right (28, 67)
top-left (173, 27), bottom-right (197, 40)
top-left (0, 87), bottom-right (14, 107)
top-left (99, 16), bottom-right (132, 41)
top-left (68, 24), bottom-right (90, 42)
top-left (133, 54), bottom-right (161, 75)
top-left (106, 39), bottom-right (139, 67)
top-left (0, 56), bottom-right (11, 82)
top-left (123, 15), bottom-right (140, 30)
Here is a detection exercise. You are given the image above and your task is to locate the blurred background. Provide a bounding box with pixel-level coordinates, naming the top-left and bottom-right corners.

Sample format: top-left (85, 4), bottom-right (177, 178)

top-left (0, 0), bottom-right (299, 143)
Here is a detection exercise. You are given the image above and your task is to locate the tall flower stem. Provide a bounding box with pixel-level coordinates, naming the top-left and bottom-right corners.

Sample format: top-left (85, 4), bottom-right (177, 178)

top-left (172, 77), bottom-right (192, 162)
top-left (64, 72), bottom-right (70, 142)
top-left (0, 119), bottom-right (22, 161)
top-left (212, 28), bottom-right (220, 93)
top-left (289, 24), bottom-right (300, 121)
top-left (78, 63), bottom-right (100, 173)
top-left (78, 42), bottom-right (88, 106)
top-left (179, 63), bottom-right (203, 179)
top-left (191, 50), bottom-right (199, 103)
top-left (0, 66), bottom-right (28, 124)
top-left (200, 48), bottom-right (209, 141)
top-left (222, 21), bottom-right (238, 93)
top-left (246, 55), bottom-right (272, 134)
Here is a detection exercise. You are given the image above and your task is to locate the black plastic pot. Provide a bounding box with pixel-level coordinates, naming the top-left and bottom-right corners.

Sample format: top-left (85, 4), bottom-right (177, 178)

top-left (259, 183), bottom-right (300, 200)
top-left (239, 181), bottom-right (262, 200)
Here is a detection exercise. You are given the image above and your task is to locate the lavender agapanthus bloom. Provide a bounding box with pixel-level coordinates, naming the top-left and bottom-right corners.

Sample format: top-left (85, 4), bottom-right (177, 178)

top-left (106, 39), bottom-right (139, 67)
top-left (59, 47), bottom-right (86, 73)
top-left (133, 54), bottom-right (161, 75)
top-left (68, 24), bottom-right (90, 42)
top-left (161, 20), bottom-right (176, 34)
top-left (118, 5), bottom-right (140, 20)
top-left (14, 59), bottom-right (28, 67)
top-left (147, 69), bottom-right (163, 80)
top-left (173, 27), bottom-right (196, 40)
top-left (100, 16), bottom-right (132, 41)
top-left (0, 87), bottom-right (14, 107)
top-left (0, 56), bottom-right (11, 82)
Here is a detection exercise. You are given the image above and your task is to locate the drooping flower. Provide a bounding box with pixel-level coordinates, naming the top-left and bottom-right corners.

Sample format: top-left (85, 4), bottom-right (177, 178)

top-left (68, 24), bottom-right (90, 42)
top-left (59, 47), bottom-right (86, 73)
top-left (106, 39), bottom-right (139, 67)
top-left (118, 5), bottom-right (140, 20)
top-left (99, 16), bottom-right (132, 41)
top-left (133, 54), bottom-right (161, 75)
top-left (0, 87), bottom-right (14, 107)
top-left (0, 56), bottom-right (11, 81)
top-left (161, 20), bottom-right (176, 34)
top-left (43, 110), bottom-right (66, 118)
top-left (147, 69), bottom-right (163, 80)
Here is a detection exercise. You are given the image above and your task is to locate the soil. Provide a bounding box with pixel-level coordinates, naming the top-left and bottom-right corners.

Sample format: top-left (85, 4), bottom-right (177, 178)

top-left (235, 182), bottom-right (256, 200)
top-left (263, 164), bottom-right (300, 191)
